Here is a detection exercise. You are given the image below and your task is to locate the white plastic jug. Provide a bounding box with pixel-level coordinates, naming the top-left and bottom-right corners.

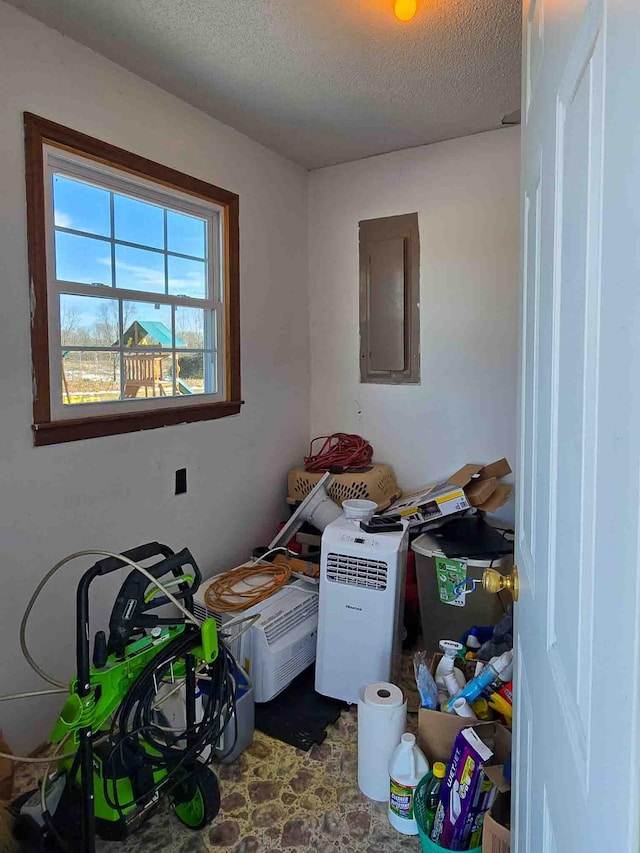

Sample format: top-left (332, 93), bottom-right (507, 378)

top-left (388, 732), bottom-right (430, 834)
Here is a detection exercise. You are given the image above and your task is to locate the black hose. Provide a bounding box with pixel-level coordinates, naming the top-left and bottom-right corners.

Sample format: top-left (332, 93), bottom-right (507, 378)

top-left (102, 627), bottom-right (237, 816)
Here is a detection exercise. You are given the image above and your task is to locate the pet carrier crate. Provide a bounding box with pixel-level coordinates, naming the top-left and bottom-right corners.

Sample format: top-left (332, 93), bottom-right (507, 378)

top-left (287, 463), bottom-right (401, 511)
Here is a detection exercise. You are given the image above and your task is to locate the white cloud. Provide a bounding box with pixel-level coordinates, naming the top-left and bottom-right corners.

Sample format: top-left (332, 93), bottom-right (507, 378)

top-left (75, 251), bottom-right (207, 301)
top-left (114, 259), bottom-right (165, 290)
top-left (113, 259), bottom-right (204, 297)
top-left (54, 210), bottom-right (73, 228)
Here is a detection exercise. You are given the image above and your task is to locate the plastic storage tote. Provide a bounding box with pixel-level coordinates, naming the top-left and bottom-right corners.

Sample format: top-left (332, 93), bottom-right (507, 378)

top-left (411, 532), bottom-right (512, 652)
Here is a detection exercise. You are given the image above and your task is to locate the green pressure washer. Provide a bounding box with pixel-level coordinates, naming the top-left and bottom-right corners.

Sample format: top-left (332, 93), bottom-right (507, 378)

top-left (13, 542), bottom-right (236, 852)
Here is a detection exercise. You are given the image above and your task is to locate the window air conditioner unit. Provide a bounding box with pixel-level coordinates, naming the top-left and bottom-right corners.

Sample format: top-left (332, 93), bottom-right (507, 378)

top-left (193, 578), bottom-right (318, 703)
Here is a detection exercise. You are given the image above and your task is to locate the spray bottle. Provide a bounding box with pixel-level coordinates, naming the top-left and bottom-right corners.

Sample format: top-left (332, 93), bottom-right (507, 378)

top-left (434, 640), bottom-right (465, 705)
top-left (444, 650), bottom-right (513, 712)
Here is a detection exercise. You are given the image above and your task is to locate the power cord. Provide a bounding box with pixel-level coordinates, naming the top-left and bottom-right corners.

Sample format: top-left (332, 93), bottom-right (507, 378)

top-left (304, 433), bottom-right (373, 472)
top-left (3, 546), bottom-right (240, 842)
top-left (1, 549), bottom-right (210, 765)
top-left (204, 549), bottom-right (294, 612)
top-left (103, 628), bottom-right (236, 815)
top-left (19, 549), bottom-right (202, 692)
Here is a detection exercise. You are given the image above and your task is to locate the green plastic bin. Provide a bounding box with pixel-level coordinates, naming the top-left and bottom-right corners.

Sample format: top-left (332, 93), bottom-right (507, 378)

top-left (419, 836), bottom-right (482, 853)
top-left (414, 773), bottom-right (482, 853)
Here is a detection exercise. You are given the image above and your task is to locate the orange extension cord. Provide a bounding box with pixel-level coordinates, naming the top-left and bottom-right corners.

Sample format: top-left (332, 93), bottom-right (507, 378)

top-left (203, 562), bottom-right (292, 613)
top-left (304, 433), bottom-right (373, 472)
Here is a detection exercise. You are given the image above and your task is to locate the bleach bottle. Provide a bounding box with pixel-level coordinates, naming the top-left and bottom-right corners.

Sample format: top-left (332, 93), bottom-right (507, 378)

top-left (388, 733), bottom-right (429, 834)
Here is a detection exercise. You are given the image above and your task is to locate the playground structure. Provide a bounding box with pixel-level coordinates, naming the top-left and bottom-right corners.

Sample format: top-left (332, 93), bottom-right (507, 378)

top-left (123, 352), bottom-right (194, 398)
top-left (62, 320), bottom-right (198, 404)
top-left (121, 321), bottom-right (195, 397)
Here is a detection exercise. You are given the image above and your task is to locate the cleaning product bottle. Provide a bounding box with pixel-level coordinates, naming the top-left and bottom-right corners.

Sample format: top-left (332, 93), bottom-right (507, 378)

top-left (434, 640), bottom-right (465, 705)
top-left (443, 670), bottom-right (463, 700)
top-left (422, 762), bottom-right (447, 836)
top-left (444, 650), bottom-right (513, 712)
top-left (388, 733), bottom-right (429, 835)
top-left (451, 697), bottom-right (477, 719)
top-left (498, 681), bottom-right (513, 705)
top-left (488, 692), bottom-right (513, 725)
top-left (495, 655), bottom-right (514, 686)
top-left (464, 627), bottom-right (482, 652)
top-left (470, 696), bottom-right (493, 720)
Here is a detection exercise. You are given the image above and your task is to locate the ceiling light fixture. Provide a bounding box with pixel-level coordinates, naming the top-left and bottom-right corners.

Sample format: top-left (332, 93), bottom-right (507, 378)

top-left (394, 0), bottom-right (417, 21)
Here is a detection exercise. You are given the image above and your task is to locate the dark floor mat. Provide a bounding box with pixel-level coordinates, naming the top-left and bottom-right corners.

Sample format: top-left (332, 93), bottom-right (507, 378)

top-left (254, 666), bottom-right (348, 751)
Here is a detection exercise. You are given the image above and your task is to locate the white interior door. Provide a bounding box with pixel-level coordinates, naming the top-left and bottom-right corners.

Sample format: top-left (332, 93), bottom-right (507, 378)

top-left (516, 0), bottom-right (640, 850)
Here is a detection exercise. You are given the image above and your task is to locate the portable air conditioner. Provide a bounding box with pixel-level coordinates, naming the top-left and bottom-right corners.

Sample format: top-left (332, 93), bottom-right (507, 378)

top-left (193, 578), bottom-right (318, 703)
top-left (315, 516), bottom-right (408, 704)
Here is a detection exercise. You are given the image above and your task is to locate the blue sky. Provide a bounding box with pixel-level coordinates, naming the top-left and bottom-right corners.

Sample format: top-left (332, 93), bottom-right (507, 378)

top-left (53, 174), bottom-right (209, 329)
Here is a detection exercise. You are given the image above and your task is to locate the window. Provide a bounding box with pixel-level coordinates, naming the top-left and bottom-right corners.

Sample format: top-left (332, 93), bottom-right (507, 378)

top-left (25, 113), bottom-right (240, 445)
top-left (359, 213), bottom-right (420, 384)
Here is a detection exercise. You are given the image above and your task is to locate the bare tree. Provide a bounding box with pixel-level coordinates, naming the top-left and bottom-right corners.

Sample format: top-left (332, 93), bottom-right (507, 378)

top-left (93, 302), bottom-right (118, 346)
top-left (93, 301), bottom-right (136, 380)
top-left (60, 303), bottom-right (81, 345)
top-left (176, 308), bottom-right (205, 349)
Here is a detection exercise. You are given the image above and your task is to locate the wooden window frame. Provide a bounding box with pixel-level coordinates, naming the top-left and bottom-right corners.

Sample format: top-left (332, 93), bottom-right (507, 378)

top-left (359, 213), bottom-right (420, 385)
top-left (24, 113), bottom-right (241, 446)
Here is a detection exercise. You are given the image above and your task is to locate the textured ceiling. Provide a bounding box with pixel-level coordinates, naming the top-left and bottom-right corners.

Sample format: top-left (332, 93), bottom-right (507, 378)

top-left (7, 0), bottom-right (522, 169)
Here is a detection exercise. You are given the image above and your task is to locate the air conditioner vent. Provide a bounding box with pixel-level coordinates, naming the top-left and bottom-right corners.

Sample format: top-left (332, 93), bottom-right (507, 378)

top-left (263, 597), bottom-right (319, 646)
top-left (274, 638), bottom-right (317, 689)
top-left (193, 601), bottom-right (223, 628)
top-left (326, 553), bottom-right (388, 591)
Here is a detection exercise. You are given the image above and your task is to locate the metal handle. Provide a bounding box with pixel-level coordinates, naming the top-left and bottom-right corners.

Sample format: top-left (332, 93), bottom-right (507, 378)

top-left (482, 565), bottom-right (519, 602)
top-left (92, 541), bottom-right (173, 575)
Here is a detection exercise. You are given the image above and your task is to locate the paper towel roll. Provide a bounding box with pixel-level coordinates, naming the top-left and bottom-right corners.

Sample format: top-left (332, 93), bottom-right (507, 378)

top-left (357, 682), bottom-right (407, 802)
top-left (362, 682), bottom-right (404, 708)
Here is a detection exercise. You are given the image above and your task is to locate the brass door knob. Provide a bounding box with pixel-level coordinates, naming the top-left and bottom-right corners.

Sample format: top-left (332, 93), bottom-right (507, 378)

top-left (482, 565), bottom-right (519, 602)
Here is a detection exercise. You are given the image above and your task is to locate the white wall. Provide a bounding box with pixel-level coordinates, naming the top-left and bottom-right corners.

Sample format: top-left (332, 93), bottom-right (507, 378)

top-left (0, 2), bottom-right (309, 751)
top-left (0, 2), bottom-right (521, 752)
top-left (308, 128), bottom-right (520, 517)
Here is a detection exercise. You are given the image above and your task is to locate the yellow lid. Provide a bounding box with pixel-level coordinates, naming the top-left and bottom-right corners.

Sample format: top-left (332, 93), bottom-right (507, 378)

top-left (433, 762), bottom-right (446, 778)
top-left (471, 697), bottom-right (492, 720)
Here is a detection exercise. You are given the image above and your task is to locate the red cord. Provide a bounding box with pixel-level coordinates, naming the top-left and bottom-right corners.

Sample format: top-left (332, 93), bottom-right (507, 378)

top-left (304, 433), bottom-right (373, 472)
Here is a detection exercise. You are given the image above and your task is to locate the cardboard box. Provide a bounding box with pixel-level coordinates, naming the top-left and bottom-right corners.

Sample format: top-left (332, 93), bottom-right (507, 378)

top-left (417, 710), bottom-right (511, 775)
top-left (483, 791), bottom-right (511, 853)
top-left (0, 730), bottom-right (14, 801)
top-left (381, 459), bottom-right (513, 527)
top-left (380, 482), bottom-right (471, 527)
top-left (448, 460), bottom-right (513, 512)
top-left (465, 477), bottom-right (499, 507)
top-left (417, 710), bottom-right (511, 850)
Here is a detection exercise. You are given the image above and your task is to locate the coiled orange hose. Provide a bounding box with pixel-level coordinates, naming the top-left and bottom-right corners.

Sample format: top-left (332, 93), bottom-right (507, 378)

top-left (203, 562), bottom-right (292, 613)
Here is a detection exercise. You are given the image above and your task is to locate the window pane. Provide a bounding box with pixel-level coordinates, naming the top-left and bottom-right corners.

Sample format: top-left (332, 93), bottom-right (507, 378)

top-left (176, 351), bottom-right (215, 396)
top-left (61, 350), bottom-right (120, 405)
top-left (115, 245), bottom-right (165, 294)
top-left (114, 194), bottom-right (164, 250)
top-left (123, 350), bottom-right (173, 398)
top-left (60, 294), bottom-right (120, 347)
top-left (167, 210), bottom-right (206, 259)
top-left (53, 175), bottom-right (110, 237)
top-left (55, 231), bottom-right (112, 286)
top-left (168, 255), bottom-right (207, 299)
top-left (175, 306), bottom-right (215, 350)
top-left (121, 301), bottom-right (172, 347)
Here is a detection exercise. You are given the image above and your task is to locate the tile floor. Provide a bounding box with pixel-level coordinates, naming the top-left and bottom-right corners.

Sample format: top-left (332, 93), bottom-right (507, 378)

top-left (16, 659), bottom-right (423, 853)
